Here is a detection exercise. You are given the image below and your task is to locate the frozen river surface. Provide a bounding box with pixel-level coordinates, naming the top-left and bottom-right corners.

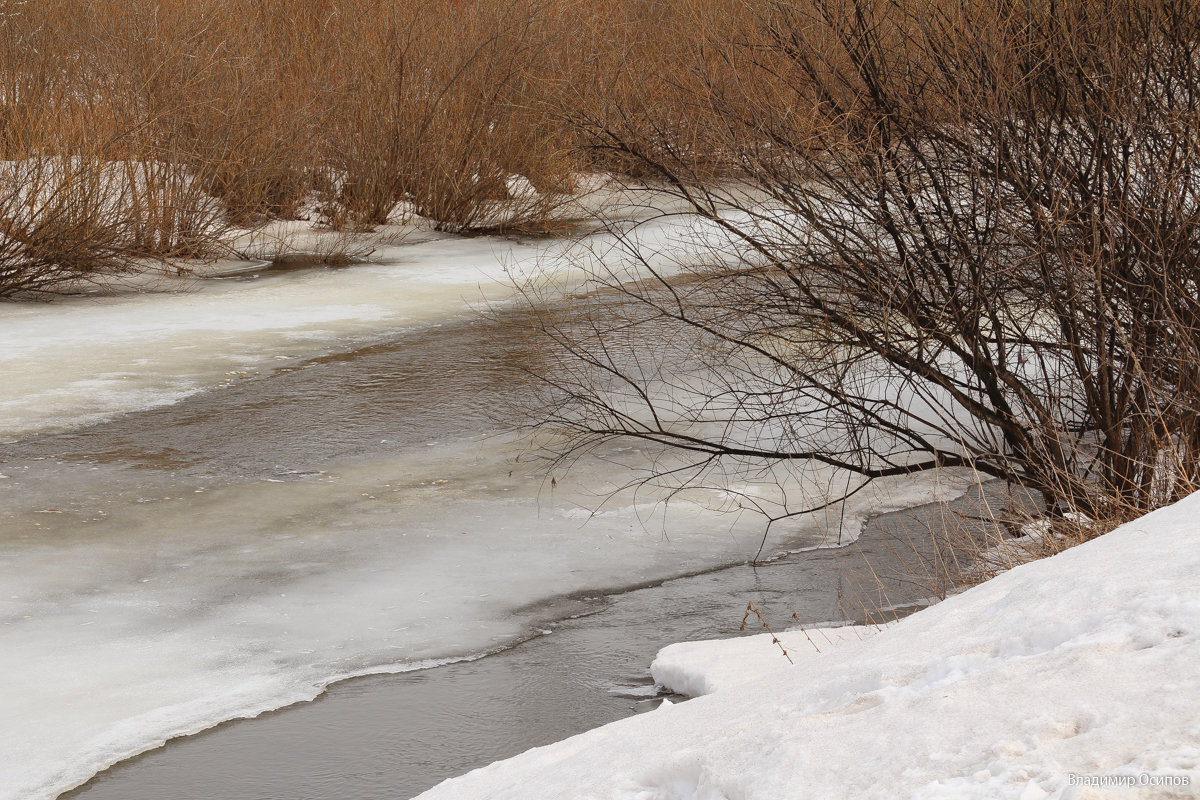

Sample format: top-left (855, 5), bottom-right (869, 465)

top-left (0, 221), bottom-right (968, 800)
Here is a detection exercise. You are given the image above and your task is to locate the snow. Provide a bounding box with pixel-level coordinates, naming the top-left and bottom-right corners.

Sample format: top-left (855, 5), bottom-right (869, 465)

top-left (649, 624), bottom-right (892, 697)
top-left (414, 493), bottom-right (1200, 800)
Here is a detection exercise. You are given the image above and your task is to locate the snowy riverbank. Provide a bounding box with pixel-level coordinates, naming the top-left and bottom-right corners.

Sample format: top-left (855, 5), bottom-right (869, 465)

top-left (414, 493), bottom-right (1200, 800)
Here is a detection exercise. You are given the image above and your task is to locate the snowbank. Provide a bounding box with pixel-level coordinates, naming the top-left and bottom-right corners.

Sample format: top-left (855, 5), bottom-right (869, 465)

top-left (415, 494), bottom-right (1200, 800)
top-left (650, 624), bottom-right (891, 697)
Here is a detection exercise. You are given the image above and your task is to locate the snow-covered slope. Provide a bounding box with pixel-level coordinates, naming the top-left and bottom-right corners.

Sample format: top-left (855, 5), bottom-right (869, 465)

top-left (415, 494), bottom-right (1200, 800)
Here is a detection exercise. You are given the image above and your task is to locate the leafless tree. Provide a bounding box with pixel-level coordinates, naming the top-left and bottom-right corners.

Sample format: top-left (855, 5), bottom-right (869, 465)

top-left (523, 0), bottom-right (1200, 529)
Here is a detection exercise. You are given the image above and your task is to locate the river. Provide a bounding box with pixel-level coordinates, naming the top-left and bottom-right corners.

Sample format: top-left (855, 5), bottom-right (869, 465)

top-left (0, 218), bottom-right (973, 800)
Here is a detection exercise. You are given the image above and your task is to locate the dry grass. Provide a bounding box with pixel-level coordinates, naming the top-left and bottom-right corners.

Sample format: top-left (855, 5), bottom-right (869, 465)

top-left (740, 601), bottom-right (794, 664)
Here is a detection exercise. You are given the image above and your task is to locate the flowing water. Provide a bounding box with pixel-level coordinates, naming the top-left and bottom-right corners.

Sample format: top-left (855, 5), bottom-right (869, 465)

top-left (0, 226), bottom-right (975, 800)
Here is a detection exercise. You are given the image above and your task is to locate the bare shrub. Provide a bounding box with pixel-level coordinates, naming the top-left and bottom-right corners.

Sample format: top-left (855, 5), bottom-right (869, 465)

top-left (0, 156), bottom-right (139, 297)
top-left (0, 0), bottom-right (250, 296)
top-left (0, 6), bottom-right (162, 295)
top-left (111, 156), bottom-right (229, 259)
top-left (520, 0), bottom-right (1200, 552)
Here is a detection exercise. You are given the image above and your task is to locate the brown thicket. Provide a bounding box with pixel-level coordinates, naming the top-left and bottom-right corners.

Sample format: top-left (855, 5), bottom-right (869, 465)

top-left (0, 0), bottom-right (584, 296)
